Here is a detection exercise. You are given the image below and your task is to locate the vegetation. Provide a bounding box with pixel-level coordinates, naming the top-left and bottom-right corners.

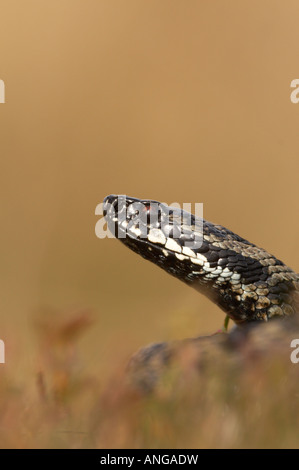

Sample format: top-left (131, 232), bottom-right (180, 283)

top-left (1, 310), bottom-right (298, 448)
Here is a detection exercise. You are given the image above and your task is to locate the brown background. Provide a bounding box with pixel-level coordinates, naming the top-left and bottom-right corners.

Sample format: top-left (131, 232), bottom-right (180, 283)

top-left (0, 0), bottom-right (298, 381)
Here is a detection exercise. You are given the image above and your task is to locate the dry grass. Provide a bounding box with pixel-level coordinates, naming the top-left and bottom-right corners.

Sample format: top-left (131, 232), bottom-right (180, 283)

top-left (1, 310), bottom-right (299, 449)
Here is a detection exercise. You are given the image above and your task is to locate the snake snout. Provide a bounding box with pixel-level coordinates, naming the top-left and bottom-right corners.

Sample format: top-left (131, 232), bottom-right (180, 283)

top-left (103, 194), bottom-right (118, 213)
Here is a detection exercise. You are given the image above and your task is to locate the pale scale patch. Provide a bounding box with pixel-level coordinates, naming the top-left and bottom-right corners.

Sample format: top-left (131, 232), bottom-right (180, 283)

top-left (175, 253), bottom-right (188, 261)
top-left (203, 266), bottom-right (216, 273)
top-left (130, 227), bottom-right (142, 237)
top-left (205, 272), bottom-right (219, 279)
top-left (191, 257), bottom-right (204, 266)
top-left (197, 253), bottom-right (207, 263)
top-left (220, 271), bottom-right (233, 278)
top-left (165, 238), bottom-right (182, 253)
top-left (231, 273), bottom-right (241, 280)
top-left (212, 268), bottom-right (222, 276)
top-left (148, 228), bottom-right (166, 245)
top-left (182, 246), bottom-right (196, 258)
top-left (222, 267), bottom-right (231, 274)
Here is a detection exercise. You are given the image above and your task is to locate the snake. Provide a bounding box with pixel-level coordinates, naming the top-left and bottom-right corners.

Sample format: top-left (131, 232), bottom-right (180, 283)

top-left (103, 194), bottom-right (299, 325)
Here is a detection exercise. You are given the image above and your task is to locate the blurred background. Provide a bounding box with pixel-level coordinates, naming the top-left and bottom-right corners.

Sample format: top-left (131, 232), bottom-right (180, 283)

top-left (0, 0), bottom-right (298, 388)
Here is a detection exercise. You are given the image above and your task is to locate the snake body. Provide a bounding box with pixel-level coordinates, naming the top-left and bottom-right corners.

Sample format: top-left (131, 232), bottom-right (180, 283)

top-left (103, 195), bottom-right (299, 324)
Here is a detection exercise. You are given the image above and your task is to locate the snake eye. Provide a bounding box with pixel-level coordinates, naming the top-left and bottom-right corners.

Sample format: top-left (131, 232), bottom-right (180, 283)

top-left (137, 203), bottom-right (161, 225)
top-left (140, 203), bottom-right (151, 223)
top-left (148, 203), bottom-right (161, 224)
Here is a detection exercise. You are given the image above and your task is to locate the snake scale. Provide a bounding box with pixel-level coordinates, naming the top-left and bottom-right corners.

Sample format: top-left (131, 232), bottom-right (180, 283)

top-left (103, 194), bottom-right (299, 325)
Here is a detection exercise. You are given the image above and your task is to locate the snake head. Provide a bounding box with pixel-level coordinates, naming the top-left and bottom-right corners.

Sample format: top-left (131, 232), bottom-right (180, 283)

top-left (103, 194), bottom-right (203, 252)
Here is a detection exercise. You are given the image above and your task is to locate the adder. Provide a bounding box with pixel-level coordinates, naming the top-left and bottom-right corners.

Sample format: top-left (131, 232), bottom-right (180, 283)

top-left (103, 194), bottom-right (299, 326)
